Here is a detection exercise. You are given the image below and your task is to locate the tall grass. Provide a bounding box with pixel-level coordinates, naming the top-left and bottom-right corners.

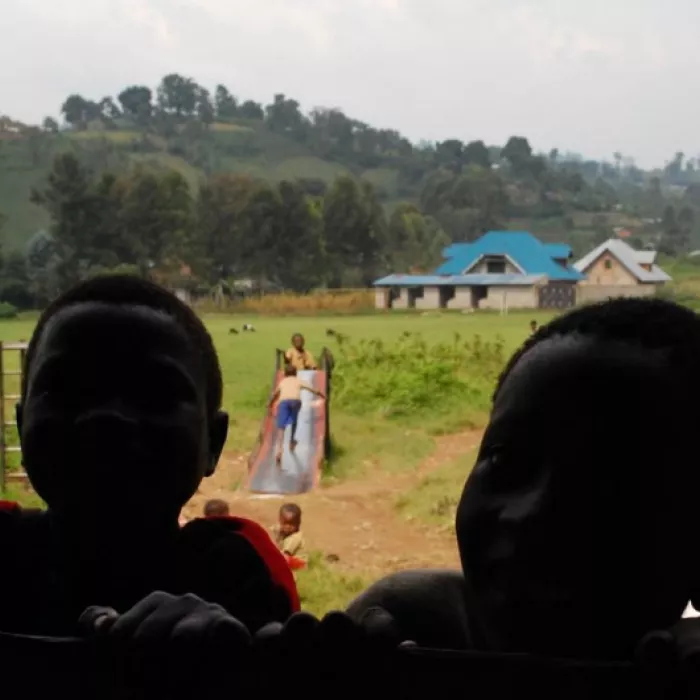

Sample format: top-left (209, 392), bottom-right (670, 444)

top-left (331, 332), bottom-right (505, 425)
top-left (198, 290), bottom-right (375, 315)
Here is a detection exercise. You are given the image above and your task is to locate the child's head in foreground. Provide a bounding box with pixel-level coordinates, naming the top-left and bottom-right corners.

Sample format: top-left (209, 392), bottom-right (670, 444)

top-left (284, 364), bottom-right (297, 377)
top-left (279, 503), bottom-right (302, 537)
top-left (203, 498), bottom-right (230, 517)
top-left (457, 297), bottom-right (700, 658)
top-left (18, 274), bottom-right (228, 525)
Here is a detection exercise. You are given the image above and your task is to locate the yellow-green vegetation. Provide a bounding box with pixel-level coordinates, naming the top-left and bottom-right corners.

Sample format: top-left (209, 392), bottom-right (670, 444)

top-left (295, 552), bottom-right (372, 617)
top-left (229, 289), bottom-right (375, 315)
top-left (395, 450), bottom-right (478, 530)
top-left (0, 310), bottom-right (538, 612)
top-left (0, 310), bottom-right (541, 460)
top-left (68, 130), bottom-right (141, 144)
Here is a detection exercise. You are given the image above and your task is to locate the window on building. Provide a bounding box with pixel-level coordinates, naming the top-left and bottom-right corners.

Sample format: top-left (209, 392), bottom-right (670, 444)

top-left (486, 257), bottom-right (506, 274)
top-left (604, 259), bottom-right (613, 270)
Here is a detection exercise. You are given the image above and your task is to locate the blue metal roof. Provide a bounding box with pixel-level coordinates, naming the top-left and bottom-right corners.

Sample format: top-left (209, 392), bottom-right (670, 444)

top-left (434, 231), bottom-right (582, 281)
top-left (373, 273), bottom-right (546, 287)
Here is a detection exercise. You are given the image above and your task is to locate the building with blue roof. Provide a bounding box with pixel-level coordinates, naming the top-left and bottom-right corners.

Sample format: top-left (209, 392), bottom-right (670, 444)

top-left (374, 231), bottom-right (584, 311)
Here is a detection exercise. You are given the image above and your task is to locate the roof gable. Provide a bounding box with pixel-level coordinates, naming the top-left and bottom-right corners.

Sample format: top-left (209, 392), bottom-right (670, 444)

top-left (574, 239), bottom-right (671, 283)
top-left (434, 231), bottom-right (582, 281)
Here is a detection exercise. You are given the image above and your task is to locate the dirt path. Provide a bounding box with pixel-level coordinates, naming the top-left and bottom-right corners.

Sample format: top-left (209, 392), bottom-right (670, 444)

top-left (183, 430), bottom-right (483, 576)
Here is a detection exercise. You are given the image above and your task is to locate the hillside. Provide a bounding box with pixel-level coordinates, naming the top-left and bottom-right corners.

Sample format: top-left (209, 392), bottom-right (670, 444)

top-left (0, 121), bottom-right (362, 250)
top-left (2, 72), bottom-right (700, 259)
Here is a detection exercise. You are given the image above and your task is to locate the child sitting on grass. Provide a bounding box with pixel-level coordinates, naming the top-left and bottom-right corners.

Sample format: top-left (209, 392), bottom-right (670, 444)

top-left (272, 503), bottom-right (306, 570)
top-left (268, 364), bottom-right (325, 466)
top-left (203, 498), bottom-right (230, 517)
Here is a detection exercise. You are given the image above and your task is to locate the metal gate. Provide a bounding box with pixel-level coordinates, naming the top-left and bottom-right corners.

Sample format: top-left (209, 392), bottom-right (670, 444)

top-left (0, 341), bottom-right (28, 491)
top-left (538, 283), bottom-right (576, 309)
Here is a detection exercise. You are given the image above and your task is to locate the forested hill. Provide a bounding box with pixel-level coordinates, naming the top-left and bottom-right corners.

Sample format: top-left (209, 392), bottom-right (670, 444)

top-left (1, 72), bottom-right (699, 259)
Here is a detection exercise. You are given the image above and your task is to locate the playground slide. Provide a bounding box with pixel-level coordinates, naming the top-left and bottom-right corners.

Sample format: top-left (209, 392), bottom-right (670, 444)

top-left (247, 368), bottom-right (328, 495)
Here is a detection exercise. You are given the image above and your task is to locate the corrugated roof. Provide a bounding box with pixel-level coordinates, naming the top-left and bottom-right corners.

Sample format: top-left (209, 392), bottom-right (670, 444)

top-left (633, 250), bottom-right (657, 265)
top-left (435, 231), bottom-right (583, 281)
top-left (574, 239), bottom-right (671, 283)
top-left (373, 273), bottom-right (546, 287)
top-left (544, 243), bottom-right (573, 260)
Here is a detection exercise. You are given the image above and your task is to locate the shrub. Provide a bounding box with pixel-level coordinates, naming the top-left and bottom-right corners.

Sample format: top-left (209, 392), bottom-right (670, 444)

top-left (209, 289), bottom-right (375, 315)
top-left (0, 302), bottom-right (18, 319)
top-left (331, 332), bottom-right (505, 420)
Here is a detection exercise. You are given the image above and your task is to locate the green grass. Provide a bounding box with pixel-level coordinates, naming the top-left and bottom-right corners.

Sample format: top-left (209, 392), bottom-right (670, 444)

top-left (0, 310), bottom-right (531, 611)
top-left (296, 552), bottom-right (372, 616)
top-left (272, 156), bottom-right (350, 183)
top-left (68, 130), bottom-right (141, 144)
top-left (0, 310), bottom-right (533, 492)
top-left (395, 449), bottom-right (477, 529)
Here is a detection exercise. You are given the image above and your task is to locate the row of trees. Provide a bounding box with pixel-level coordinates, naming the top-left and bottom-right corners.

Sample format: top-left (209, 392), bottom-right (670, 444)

top-left (54, 74), bottom-right (614, 187)
top-left (0, 154), bottom-right (449, 307)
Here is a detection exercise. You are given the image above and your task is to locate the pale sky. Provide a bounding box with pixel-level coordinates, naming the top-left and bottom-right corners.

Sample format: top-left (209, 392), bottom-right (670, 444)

top-left (2, 0), bottom-right (699, 168)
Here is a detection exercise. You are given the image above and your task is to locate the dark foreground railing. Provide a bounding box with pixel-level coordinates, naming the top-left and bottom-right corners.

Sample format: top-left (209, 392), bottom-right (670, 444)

top-left (0, 631), bottom-right (650, 700)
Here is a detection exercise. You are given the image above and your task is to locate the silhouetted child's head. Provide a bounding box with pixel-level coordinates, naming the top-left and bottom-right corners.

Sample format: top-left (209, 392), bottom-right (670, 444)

top-left (279, 503), bottom-right (301, 537)
top-left (291, 333), bottom-right (305, 351)
top-left (203, 498), bottom-right (230, 518)
top-left (284, 363), bottom-right (297, 378)
top-left (19, 275), bottom-right (228, 526)
top-left (457, 298), bottom-right (700, 658)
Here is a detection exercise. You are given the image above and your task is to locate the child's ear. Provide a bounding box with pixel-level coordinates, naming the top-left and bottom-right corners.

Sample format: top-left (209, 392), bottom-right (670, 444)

top-left (206, 411), bottom-right (229, 476)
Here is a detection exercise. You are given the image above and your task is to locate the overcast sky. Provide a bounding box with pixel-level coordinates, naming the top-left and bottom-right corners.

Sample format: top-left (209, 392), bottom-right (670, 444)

top-left (2, 0), bottom-right (698, 168)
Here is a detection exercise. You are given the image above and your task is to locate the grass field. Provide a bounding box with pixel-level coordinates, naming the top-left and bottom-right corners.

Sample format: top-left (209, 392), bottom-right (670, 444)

top-left (0, 309), bottom-right (545, 480)
top-left (0, 309), bottom-right (546, 614)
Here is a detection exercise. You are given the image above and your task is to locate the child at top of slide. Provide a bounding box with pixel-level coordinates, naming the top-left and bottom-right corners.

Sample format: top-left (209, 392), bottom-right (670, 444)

top-left (285, 333), bottom-right (317, 371)
top-left (268, 365), bottom-right (325, 466)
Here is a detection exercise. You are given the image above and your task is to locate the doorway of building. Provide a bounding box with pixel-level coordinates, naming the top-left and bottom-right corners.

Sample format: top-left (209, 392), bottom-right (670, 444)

top-left (439, 285), bottom-right (455, 309)
top-left (471, 286), bottom-right (488, 309)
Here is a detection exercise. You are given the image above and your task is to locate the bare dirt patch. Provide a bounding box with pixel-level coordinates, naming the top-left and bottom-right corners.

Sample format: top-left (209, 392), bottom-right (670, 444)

top-left (183, 430), bottom-right (483, 577)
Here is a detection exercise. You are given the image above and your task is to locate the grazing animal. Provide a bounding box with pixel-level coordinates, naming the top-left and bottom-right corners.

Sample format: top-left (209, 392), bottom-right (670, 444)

top-left (242, 323), bottom-right (256, 332)
top-left (229, 328), bottom-right (239, 334)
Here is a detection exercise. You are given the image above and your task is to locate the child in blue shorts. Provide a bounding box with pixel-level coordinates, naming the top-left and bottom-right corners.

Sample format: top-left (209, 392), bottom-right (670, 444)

top-left (269, 365), bottom-right (325, 466)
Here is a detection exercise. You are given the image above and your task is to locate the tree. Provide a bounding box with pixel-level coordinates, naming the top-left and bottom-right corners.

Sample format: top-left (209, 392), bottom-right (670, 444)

top-left (196, 88), bottom-right (215, 127)
top-left (387, 203), bottom-right (449, 272)
top-left (196, 173), bottom-right (261, 280)
top-left (116, 169), bottom-right (195, 274)
top-left (502, 136), bottom-right (533, 176)
top-left (30, 153), bottom-right (102, 288)
top-left (274, 181), bottom-right (324, 290)
top-left (156, 74), bottom-right (199, 118)
top-left (118, 86), bottom-right (153, 125)
top-left (0, 251), bottom-right (32, 309)
top-left (435, 140), bottom-right (464, 173)
top-left (60, 94), bottom-right (99, 129)
top-left (323, 176), bottom-right (386, 286)
top-left (214, 85), bottom-right (238, 120)
top-left (463, 140), bottom-right (491, 169)
top-left (42, 117), bottom-right (59, 133)
top-left (238, 100), bottom-right (264, 120)
top-left (99, 97), bottom-right (121, 121)
top-left (265, 94), bottom-right (304, 136)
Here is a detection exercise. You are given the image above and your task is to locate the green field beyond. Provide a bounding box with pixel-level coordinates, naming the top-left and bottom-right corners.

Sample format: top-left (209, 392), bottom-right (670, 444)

top-left (0, 310), bottom-right (553, 611)
top-left (0, 311), bottom-right (546, 477)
